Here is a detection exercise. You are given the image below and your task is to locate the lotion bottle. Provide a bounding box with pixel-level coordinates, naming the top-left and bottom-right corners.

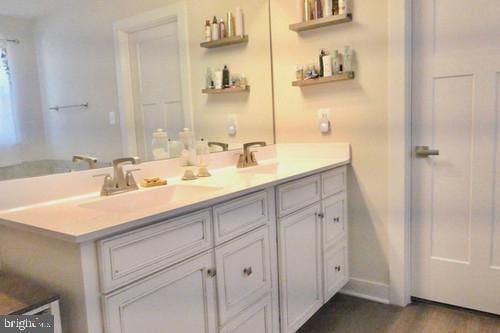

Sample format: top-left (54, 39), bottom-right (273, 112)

top-left (219, 19), bottom-right (226, 39)
top-left (235, 8), bottom-right (245, 37)
top-left (324, 0), bottom-right (333, 17)
top-left (205, 20), bottom-right (212, 42)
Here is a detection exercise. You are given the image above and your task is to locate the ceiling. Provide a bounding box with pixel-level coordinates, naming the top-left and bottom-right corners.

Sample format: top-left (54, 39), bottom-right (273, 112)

top-left (0, 0), bottom-right (67, 19)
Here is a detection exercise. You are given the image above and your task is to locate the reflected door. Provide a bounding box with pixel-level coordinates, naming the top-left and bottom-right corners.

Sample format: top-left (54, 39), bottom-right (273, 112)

top-left (412, 0), bottom-right (500, 314)
top-left (129, 21), bottom-right (185, 160)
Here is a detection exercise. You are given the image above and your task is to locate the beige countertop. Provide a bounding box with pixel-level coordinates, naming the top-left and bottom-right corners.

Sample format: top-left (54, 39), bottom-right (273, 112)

top-left (0, 145), bottom-right (350, 243)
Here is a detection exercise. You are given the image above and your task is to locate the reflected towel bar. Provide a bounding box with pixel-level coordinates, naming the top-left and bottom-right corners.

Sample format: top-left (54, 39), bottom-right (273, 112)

top-left (49, 103), bottom-right (89, 111)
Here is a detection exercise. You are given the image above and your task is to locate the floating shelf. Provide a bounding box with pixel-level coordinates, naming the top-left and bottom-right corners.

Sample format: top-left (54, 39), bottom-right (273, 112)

top-left (200, 35), bottom-right (249, 49)
top-left (289, 14), bottom-right (352, 32)
top-left (202, 86), bottom-right (250, 94)
top-left (292, 72), bottom-right (355, 87)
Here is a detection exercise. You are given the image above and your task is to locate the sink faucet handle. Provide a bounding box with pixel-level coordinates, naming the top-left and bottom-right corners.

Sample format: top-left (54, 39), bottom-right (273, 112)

top-left (243, 142), bottom-right (267, 151)
top-left (125, 169), bottom-right (141, 188)
top-left (93, 173), bottom-right (112, 179)
top-left (93, 173), bottom-right (115, 195)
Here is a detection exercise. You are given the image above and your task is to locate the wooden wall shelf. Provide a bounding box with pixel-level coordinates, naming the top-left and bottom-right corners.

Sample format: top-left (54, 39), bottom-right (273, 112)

top-left (292, 72), bottom-right (354, 87)
top-left (200, 35), bottom-right (249, 49)
top-left (289, 14), bottom-right (352, 32)
top-left (202, 86), bottom-right (250, 94)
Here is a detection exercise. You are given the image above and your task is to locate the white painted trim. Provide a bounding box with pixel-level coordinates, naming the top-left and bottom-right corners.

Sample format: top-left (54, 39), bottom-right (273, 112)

top-left (387, 0), bottom-right (412, 306)
top-left (113, 3), bottom-right (194, 156)
top-left (340, 278), bottom-right (390, 304)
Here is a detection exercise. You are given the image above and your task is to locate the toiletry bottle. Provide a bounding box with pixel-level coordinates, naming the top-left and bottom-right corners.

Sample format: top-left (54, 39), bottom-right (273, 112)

top-left (235, 8), bottom-right (245, 37)
top-left (333, 0), bottom-right (339, 15)
top-left (227, 12), bottom-right (235, 37)
top-left (205, 20), bottom-right (212, 42)
top-left (339, 0), bottom-right (347, 15)
top-left (211, 16), bottom-right (219, 41)
top-left (219, 19), bottom-right (226, 39)
top-left (333, 50), bottom-right (341, 74)
top-left (323, 53), bottom-right (333, 77)
top-left (239, 75), bottom-right (247, 90)
top-left (314, 0), bottom-right (323, 19)
top-left (344, 46), bottom-right (353, 72)
top-left (319, 49), bottom-right (327, 77)
top-left (324, 0), bottom-right (333, 17)
top-left (296, 65), bottom-right (304, 81)
top-left (215, 69), bottom-right (223, 89)
top-left (206, 67), bottom-right (213, 89)
top-left (222, 65), bottom-right (230, 88)
top-left (304, 0), bottom-right (312, 22)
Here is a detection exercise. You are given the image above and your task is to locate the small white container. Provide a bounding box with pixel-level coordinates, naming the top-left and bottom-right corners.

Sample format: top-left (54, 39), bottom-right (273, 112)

top-left (322, 54), bottom-right (333, 77)
top-left (152, 129), bottom-right (170, 160)
top-left (324, 0), bottom-right (333, 17)
top-left (339, 0), bottom-right (348, 15)
top-left (215, 70), bottom-right (223, 89)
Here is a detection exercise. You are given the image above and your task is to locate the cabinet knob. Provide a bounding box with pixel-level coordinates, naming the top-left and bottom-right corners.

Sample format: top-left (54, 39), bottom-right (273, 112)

top-left (316, 213), bottom-right (325, 219)
top-left (333, 217), bottom-right (340, 223)
top-left (335, 265), bottom-right (342, 272)
top-left (243, 267), bottom-right (253, 277)
top-left (207, 268), bottom-right (217, 277)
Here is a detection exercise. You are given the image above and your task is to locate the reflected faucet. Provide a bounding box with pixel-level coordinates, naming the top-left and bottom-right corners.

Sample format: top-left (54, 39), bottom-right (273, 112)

top-left (237, 142), bottom-right (266, 168)
top-left (95, 157), bottom-right (141, 196)
top-left (72, 155), bottom-right (98, 169)
top-left (208, 141), bottom-right (229, 152)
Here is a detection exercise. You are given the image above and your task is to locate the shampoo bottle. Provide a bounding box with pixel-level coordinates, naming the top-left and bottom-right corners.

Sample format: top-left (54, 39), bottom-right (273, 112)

top-left (211, 16), bottom-right (219, 41)
top-left (222, 65), bottom-right (230, 88)
top-left (324, 0), bottom-right (333, 17)
top-left (313, 0), bottom-right (323, 19)
top-left (219, 19), bottom-right (226, 39)
top-left (205, 20), bottom-right (212, 42)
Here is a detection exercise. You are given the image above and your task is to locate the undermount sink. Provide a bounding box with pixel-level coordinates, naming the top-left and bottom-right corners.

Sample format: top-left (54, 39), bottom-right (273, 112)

top-left (79, 184), bottom-right (222, 213)
top-left (237, 163), bottom-right (279, 175)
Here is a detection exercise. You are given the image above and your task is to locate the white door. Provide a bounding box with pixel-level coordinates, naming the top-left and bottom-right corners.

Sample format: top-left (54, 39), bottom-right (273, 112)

top-left (129, 21), bottom-right (185, 160)
top-left (278, 204), bottom-right (323, 333)
top-left (412, 0), bottom-right (500, 315)
top-left (103, 252), bottom-right (218, 333)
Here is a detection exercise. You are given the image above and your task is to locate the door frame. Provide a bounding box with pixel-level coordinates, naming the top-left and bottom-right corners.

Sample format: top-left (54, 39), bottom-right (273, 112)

top-left (387, 0), bottom-right (413, 306)
top-left (113, 3), bottom-right (194, 156)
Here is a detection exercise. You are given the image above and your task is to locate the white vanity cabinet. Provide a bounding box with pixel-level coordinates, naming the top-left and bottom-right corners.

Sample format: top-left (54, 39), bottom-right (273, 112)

top-left (277, 166), bottom-right (349, 333)
top-left (99, 188), bottom-right (279, 333)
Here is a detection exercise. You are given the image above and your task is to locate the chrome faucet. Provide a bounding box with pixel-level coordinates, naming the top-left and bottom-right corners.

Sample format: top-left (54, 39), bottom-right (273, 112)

top-left (208, 141), bottom-right (229, 152)
top-left (237, 142), bottom-right (266, 168)
top-left (95, 157), bottom-right (141, 196)
top-left (72, 155), bottom-right (98, 169)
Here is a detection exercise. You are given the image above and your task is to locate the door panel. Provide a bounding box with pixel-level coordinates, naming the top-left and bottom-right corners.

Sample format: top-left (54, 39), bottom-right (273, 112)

top-left (412, 0), bottom-right (500, 315)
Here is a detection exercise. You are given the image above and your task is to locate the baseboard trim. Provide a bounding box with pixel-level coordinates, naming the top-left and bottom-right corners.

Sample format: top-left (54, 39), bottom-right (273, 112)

top-left (340, 277), bottom-right (390, 304)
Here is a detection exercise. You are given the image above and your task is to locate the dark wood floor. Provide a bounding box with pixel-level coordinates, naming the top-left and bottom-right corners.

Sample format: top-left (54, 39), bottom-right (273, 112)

top-left (297, 294), bottom-right (500, 333)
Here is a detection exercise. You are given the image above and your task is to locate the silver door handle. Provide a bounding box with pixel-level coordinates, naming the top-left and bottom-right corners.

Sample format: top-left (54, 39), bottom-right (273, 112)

top-left (415, 146), bottom-right (440, 158)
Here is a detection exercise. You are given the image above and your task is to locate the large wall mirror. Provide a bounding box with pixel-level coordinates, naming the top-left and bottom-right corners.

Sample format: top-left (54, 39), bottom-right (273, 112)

top-left (0, 0), bottom-right (275, 181)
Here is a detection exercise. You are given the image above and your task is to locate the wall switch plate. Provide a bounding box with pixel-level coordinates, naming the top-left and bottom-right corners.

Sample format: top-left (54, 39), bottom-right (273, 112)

top-left (317, 108), bottom-right (331, 120)
top-left (109, 112), bottom-right (116, 125)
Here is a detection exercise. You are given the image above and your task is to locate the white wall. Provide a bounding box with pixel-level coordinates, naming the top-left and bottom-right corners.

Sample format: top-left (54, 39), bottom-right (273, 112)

top-left (0, 15), bottom-right (47, 162)
top-left (270, 0), bottom-right (390, 299)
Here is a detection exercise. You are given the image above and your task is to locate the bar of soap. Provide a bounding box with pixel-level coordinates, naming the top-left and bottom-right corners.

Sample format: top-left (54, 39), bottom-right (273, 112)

top-left (141, 178), bottom-right (167, 187)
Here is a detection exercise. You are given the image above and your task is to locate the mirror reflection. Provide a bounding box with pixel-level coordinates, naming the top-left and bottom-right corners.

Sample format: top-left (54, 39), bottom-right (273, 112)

top-left (0, 0), bottom-right (274, 181)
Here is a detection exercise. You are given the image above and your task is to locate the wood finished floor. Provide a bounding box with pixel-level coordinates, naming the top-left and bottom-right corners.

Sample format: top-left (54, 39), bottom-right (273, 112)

top-left (297, 294), bottom-right (500, 333)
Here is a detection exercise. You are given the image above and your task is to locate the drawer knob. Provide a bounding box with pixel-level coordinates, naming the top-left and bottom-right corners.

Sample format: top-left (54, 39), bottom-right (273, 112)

top-left (243, 267), bottom-right (253, 277)
top-left (207, 269), bottom-right (217, 278)
top-left (335, 265), bottom-right (342, 272)
top-left (316, 213), bottom-right (325, 219)
top-left (333, 217), bottom-right (341, 223)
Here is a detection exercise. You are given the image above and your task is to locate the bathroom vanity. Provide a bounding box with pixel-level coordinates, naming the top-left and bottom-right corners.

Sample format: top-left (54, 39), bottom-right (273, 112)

top-left (0, 144), bottom-right (350, 333)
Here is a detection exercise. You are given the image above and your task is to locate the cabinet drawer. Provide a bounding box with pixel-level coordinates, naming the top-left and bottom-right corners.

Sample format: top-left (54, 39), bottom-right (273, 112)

top-left (323, 241), bottom-right (349, 302)
top-left (277, 175), bottom-right (321, 217)
top-left (322, 192), bottom-right (348, 250)
top-left (215, 227), bottom-right (272, 324)
top-left (98, 210), bottom-right (213, 292)
top-left (220, 294), bottom-right (274, 333)
top-left (322, 166), bottom-right (347, 198)
top-left (214, 190), bottom-right (270, 245)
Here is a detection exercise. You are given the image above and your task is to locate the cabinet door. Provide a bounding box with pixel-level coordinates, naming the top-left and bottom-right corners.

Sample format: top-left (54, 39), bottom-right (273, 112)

top-left (322, 192), bottom-right (348, 250)
top-left (323, 241), bottom-right (349, 302)
top-left (103, 252), bottom-right (217, 333)
top-left (278, 204), bottom-right (323, 333)
top-left (215, 227), bottom-right (271, 324)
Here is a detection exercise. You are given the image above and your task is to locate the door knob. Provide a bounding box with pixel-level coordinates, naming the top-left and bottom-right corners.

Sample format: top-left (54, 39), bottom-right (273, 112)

top-left (415, 146), bottom-right (440, 158)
